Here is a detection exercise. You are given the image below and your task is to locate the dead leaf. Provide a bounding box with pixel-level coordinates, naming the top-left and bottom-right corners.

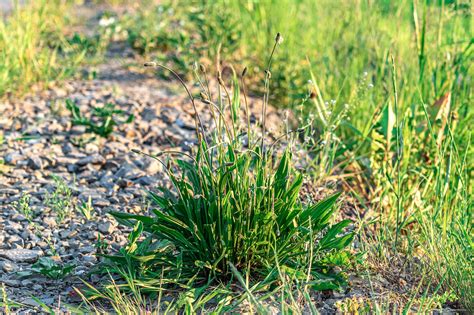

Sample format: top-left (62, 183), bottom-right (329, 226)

top-left (431, 92), bottom-right (451, 148)
top-left (433, 92), bottom-right (451, 123)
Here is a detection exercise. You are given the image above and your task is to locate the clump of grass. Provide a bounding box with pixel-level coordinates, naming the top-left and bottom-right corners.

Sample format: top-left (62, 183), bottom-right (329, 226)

top-left (66, 99), bottom-right (134, 138)
top-left (102, 36), bottom-right (354, 307)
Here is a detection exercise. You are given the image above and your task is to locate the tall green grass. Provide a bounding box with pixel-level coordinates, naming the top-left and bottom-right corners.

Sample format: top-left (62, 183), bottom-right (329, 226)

top-left (0, 0), bottom-right (103, 97)
top-left (0, 1), bottom-right (78, 95)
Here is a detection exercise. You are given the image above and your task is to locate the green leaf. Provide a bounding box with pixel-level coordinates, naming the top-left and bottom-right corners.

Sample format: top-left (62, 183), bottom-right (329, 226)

top-left (299, 192), bottom-right (340, 227)
top-left (318, 220), bottom-right (353, 250)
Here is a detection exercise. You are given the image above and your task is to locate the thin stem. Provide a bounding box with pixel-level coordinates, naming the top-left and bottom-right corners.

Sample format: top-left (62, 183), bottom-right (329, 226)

top-left (241, 67), bottom-right (252, 145)
top-left (391, 55), bottom-right (402, 251)
top-left (261, 33), bottom-right (282, 151)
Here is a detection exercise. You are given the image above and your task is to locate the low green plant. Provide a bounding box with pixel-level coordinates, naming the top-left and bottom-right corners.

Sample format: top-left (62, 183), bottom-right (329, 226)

top-left (30, 257), bottom-right (75, 280)
top-left (77, 196), bottom-right (94, 220)
top-left (12, 193), bottom-right (33, 220)
top-left (45, 175), bottom-right (73, 223)
top-left (104, 36), bottom-right (354, 307)
top-left (95, 235), bottom-right (109, 255)
top-left (66, 99), bottom-right (134, 138)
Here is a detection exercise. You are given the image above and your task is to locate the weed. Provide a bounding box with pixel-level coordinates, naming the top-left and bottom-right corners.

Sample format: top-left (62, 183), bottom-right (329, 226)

top-left (78, 196), bottom-right (94, 220)
top-left (66, 99), bottom-right (134, 138)
top-left (12, 193), bottom-right (33, 220)
top-left (45, 175), bottom-right (73, 223)
top-left (29, 257), bottom-right (75, 280)
top-left (95, 235), bottom-right (109, 255)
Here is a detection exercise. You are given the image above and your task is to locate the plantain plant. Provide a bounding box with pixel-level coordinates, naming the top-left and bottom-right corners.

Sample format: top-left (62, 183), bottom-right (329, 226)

top-left (66, 100), bottom-right (134, 138)
top-left (104, 34), bottom-right (354, 300)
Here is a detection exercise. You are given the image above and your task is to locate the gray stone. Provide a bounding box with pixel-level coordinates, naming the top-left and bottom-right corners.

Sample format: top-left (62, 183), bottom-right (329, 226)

top-left (6, 234), bottom-right (23, 246)
top-left (22, 297), bottom-right (56, 307)
top-left (0, 260), bottom-right (17, 273)
top-left (93, 198), bottom-right (111, 207)
top-left (78, 191), bottom-right (104, 202)
top-left (60, 230), bottom-right (78, 239)
top-left (2, 279), bottom-right (20, 287)
top-left (10, 213), bottom-right (27, 222)
top-left (0, 249), bottom-right (42, 263)
top-left (79, 246), bottom-right (95, 254)
top-left (82, 255), bottom-right (97, 263)
top-left (4, 152), bottom-right (23, 165)
top-left (76, 154), bottom-right (105, 166)
top-left (62, 143), bottom-right (74, 155)
top-left (0, 187), bottom-right (20, 195)
top-left (136, 175), bottom-right (154, 186)
top-left (28, 156), bottom-right (43, 170)
top-left (98, 221), bottom-right (115, 234)
top-left (33, 284), bottom-right (43, 290)
top-left (115, 164), bottom-right (136, 179)
top-left (43, 217), bottom-right (57, 228)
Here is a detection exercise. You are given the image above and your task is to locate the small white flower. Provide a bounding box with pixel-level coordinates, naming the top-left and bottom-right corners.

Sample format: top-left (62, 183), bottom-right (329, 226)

top-left (363, 71), bottom-right (368, 77)
top-left (368, 83), bottom-right (374, 88)
top-left (330, 99), bottom-right (336, 105)
top-left (99, 17), bottom-right (115, 27)
top-left (307, 80), bottom-right (313, 84)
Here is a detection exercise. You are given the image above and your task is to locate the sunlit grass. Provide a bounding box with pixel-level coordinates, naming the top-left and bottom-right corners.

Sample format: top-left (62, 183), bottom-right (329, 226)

top-left (0, 1), bottom-right (91, 96)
